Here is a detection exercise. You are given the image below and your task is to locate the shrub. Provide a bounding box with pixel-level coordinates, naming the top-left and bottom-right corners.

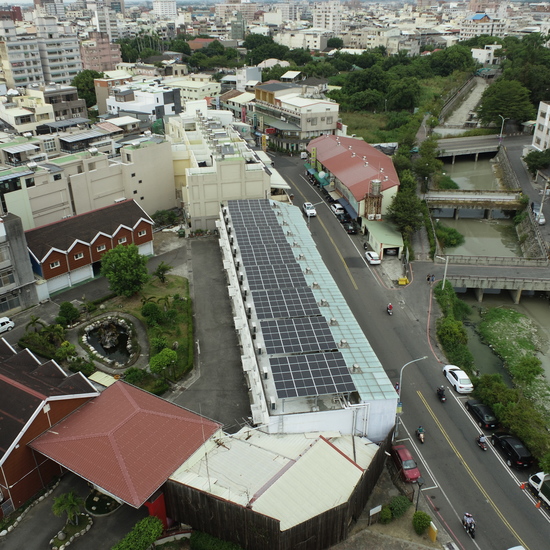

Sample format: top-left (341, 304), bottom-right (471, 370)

top-left (190, 531), bottom-right (244, 550)
top-left (412, 510), bottom-right (432, 535)
top-left (151, 379), bottom-right (170, 396)
top-left (150, 336), bottom-right (168, 354)
top-left (435, 222), bottom-right (465, 248)
top-left (111, 516), bottom-right (163, 550)
top-left (141, 302), bottom-right (164, 325)
top-left (379, 505), bottom-right (393, 524)
top-left (68, 357), bottom-right (95, 377)
top-left (438, 175), bottom-right (459, 190)
top-left (55, 315), bottom-right (68, 328)
top-left (389, 495), bottom-right (411, 519)
top-left (124, 367), bottom-right (145, 385)
top-left (59, 301), bottom-right (80, 325)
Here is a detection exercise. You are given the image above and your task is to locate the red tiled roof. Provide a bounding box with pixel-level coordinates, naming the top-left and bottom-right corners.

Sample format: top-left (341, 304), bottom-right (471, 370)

top-left (30, 382), bottom-right (221, 507)
top-left (307, 135), bottom-right (399, 201)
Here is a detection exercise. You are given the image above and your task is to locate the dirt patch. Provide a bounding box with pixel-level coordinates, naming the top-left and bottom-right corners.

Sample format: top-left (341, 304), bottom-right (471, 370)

top-left (154, 230), bottom-right (185, 255)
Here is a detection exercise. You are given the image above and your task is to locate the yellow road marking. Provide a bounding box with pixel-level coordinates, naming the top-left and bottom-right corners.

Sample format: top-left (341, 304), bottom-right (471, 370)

top-left (417, 391), bottom-right (530, 550)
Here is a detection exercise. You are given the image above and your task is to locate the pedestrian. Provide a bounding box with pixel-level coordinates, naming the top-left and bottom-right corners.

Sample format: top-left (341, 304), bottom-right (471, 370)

top-left (395, 383), bottom-right (400, 394)
top-left (431, 274), bottom-right (435, 284)
top-left (426, 274), bottom-right (431, 284)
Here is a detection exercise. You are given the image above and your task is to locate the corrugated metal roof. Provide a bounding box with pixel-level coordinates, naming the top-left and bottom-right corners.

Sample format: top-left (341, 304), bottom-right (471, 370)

top-left (59, 130), bottom-right (104, 143)
top-left (3, 143), bottom-right (39, 154)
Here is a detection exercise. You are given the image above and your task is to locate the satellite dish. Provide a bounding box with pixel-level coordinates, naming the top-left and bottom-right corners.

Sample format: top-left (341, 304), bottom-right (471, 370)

top-left (319, 171), bottom-right (326, 179)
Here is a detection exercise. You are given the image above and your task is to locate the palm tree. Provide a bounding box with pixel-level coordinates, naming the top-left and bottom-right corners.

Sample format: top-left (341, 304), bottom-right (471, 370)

top-left (52, 491), bottom-right (84, 526)
top-left (41, 324), bottom-right (66, 346)
top-left (25, 315), bottom-right (45, 334)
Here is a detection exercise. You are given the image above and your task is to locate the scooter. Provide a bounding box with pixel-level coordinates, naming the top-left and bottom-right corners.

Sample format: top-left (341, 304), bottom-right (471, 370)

top-left (437, 387), bottom-right (446, 402)
top-left (415, 429), bottom-right (425, 444)
top-left (463, 519), bottom-right (476, 539)
top-left (476, 435), bottom-right (488, 451)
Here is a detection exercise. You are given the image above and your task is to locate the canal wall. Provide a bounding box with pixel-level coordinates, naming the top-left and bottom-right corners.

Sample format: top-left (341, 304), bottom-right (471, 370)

top-left (439, 76), bottom-right (476, 123)
top-left (495, 147), bottom-right (521, 190)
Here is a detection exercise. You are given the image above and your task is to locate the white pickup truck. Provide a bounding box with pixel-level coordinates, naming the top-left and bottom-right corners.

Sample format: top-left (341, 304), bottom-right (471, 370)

top-left (528, 472), bottom-right (550, 509)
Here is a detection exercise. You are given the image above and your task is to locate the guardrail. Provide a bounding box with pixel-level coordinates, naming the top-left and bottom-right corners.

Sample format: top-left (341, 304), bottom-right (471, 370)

top-left (434, 255), bottom-right (548, 267)
top-left (447, 275), bottom-right (550, 290)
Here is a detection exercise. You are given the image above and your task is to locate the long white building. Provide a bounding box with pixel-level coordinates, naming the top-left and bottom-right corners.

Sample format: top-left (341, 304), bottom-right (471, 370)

top-left (153, 0), bottom-right (177, 20)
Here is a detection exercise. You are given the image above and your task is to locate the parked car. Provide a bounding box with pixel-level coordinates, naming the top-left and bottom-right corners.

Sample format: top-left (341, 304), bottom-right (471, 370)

top-left (302, 202), bottom-right (317, 217)
top-left (491, 432), bottom-right (535, 469)
top-left (336, 212), bottom-right (351, 224)
top-left (365, 251), bottom-right (381, 265)
top-left (330, 203), bottom-right (345, 215)
top-left (343, 222), bottom-right (357, 234)
top-left (390, 444), bottom-right (421, 483)
top-left (0, 317), bottom-right (14, 334)
top-left (465, 400), bottom-right (498, 429)
top-left (531, 201), bottom-right (546, 225)
top-left (442, 365), bottom-right (474, 393)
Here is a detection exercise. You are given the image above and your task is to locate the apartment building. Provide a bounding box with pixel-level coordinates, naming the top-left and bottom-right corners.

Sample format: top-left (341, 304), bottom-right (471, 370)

top-left (0, 135), bottom-right (175, 230)
top-left (0, 92), bottom-right (54, 134)
top-left (105, 81), bottom-right (182, 121)
top-left (459, 13), bottom-right (507, 40)
top-left (80, 31), bottom-right (122, 72)
top-left (471, 43), bottom-right (501, 65)
top-left (153, 0), bottom-right (177, 20)
top-left (312, 1), bottom-right (342, 34)
top-left (274, 29), bottom-right (331, 51)
top-left (168, 77), bottom-right (221, 102)
top-left (92, 4), bottom-right (120, 42)
top-left (532, 101), bottom-right (550, 152)
top-left (94, 74), bottom-right (133, 115)
top-left (341, 27), bottom-right (401, 50)
top-left (253, 82), bottom-right (339, 153)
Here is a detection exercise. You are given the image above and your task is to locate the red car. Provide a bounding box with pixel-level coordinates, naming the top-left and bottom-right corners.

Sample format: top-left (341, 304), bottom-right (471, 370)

top-left (391, 444), bottom-right (421, 483)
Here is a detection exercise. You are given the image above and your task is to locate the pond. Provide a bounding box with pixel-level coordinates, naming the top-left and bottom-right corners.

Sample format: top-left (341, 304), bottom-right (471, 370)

top-left (82, 317), bottom-right (136, 368)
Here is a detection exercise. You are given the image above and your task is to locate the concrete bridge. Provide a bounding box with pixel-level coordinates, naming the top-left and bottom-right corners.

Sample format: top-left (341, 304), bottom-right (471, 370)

top-left (436, 136), bottom-right (500, 163)
top-left (426, 189), bottom-right (524, 213)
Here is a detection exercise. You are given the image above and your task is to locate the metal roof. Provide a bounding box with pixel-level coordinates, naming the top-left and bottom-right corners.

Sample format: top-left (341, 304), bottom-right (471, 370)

top-left (0, 169), bottom-right (33, 182)
top-left (59, 130), bottom-right (104, 143)
top-left (43, 117), bottom-right (90, 129)
top-left (3, 143), bottom-right (39, 154)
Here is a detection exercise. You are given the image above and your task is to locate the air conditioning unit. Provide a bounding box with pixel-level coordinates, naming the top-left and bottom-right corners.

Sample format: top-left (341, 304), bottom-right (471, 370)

top-left (270, 396), bottom-right (276, 410)
top-left (368, 214), bottom-right (375, 221)
top-left (375, 214), bottom-right (382, 220)
top-left (263, 367), bottom-right (268, 379)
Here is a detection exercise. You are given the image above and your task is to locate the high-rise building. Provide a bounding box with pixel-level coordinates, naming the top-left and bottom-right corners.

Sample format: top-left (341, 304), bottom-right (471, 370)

top-left (312, 1), bottom-right (342, 34)
top-left (91, 4), bottom-right (120, 42)
top-left (34, 0), bottom-right (66, 20)
top-left (153, 0), bottom-right (177, 20)
top-left (80, 31), bottom-right (122, 72)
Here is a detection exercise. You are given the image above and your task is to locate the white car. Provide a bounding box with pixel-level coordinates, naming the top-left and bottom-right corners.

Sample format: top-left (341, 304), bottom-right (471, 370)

top-left (443, 365), bottom-right (474, 394)
top-left (0, 316), bottom-right (14, 334)
top-left (330, 203), bottom-right (344, 215)
top-left (302, 202), bottom-right (317, 217)
top-left (365, 251), bottom-right (381, 265)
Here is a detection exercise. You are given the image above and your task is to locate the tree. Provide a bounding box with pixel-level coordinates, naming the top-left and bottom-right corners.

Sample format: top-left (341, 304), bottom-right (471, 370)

top-left (524, 149), bottom-right (550, 176)
top-left (152, 261), bottom-right (173, 283)
top-left (26, 315), bottom-right (45, 333)
top-left (58, 301), bottom-right (80, 326)
top-left (327, 37), bottom-right (344, 49)
top-left (386, 77), bottom-right (422, 111)
top-left (284, 48), bottom-right (312, 66)
top-left (387, 190), bottom-right (424, 238)
top-left (100, 244), bottom-right (149, 297)
top-left (150, 348), bottom-right (177, 378)
top-left (71, 70), bottom-right (103, 108)
top-left (477, 79), bottom-right (536, 125)
top-left (111, 516), bottom-right (163, 550)
top-left (52, 491), bottom-right (84, 526)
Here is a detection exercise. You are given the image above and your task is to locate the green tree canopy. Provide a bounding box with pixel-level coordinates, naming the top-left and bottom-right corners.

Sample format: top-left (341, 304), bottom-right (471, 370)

top-left (100, 244), bottom-right (149, 297)
top-left (524, 149), bottom-right (550, 176)
top-left (150, 348), bottom-right (177, 378)
top-left (52, 491), bottom-right (84, 526)
top-left (71, 70), bottom-right (103, 108)
top-left (387, 189), bottom-right (424, 237)
top-left (327, 37), bottom-right (344, 49)
top-left (111, 516), bottom-right (163, 550)
top-left (477, 79), bottom-right (536, 124)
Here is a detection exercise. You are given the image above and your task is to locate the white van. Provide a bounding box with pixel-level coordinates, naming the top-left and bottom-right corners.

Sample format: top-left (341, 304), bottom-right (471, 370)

top-left (300, 152), bottom-right (308, 160)
top-left (0, 317), bottom-right (14, 333)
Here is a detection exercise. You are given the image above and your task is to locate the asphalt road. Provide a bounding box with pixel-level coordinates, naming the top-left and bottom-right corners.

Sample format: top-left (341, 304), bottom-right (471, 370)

top-left (274, 152), bottom-right (550, 550)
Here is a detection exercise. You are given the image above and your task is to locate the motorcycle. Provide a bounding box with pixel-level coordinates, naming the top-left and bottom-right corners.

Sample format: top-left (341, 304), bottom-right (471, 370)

top-left (415, 429), bottom-right (425, 444)
top-left (437, 387), bottom-right (446, 402)
top-left (463, 519), bottom-right (476, 539)
top-left (476, 435), bottom-right (488, 451)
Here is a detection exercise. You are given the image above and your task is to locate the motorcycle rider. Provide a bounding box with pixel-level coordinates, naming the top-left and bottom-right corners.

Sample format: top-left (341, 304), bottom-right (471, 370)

top-left (477, 434), bottom-right (487, 445)
top-left (387, 303), bottom-right (393, 312)
top-left (437, 385), bottom-right (445, 398)
top-left (463, 512), bottom-right (475, 529)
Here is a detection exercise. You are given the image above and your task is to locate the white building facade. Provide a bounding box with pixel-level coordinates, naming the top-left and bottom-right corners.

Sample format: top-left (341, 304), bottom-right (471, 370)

top-left (532, 101), bottom-right (550, 152)
top-left (153, 0), bottom-right (177, 20)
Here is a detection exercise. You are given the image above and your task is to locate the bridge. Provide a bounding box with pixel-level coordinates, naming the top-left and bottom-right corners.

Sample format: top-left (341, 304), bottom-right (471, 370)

top-left (436, 135), bottom-right (500, 162)
top-left (425, 189), bottom-right (524, 212)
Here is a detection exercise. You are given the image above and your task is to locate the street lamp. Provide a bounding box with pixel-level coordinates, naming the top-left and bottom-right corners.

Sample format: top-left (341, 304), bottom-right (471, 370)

top-left (436, 255), bottom-right (449, 290)
top-left (394, 356), bottom-right (428, 438)
top-left (415, 476), bottom-right (425, 511)
top-left (498, 114), bottom-right (509, 144)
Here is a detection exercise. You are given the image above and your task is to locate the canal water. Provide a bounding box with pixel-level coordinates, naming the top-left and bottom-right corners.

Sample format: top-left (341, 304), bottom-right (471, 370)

top-left (442, 157), bottom-right (500, 191)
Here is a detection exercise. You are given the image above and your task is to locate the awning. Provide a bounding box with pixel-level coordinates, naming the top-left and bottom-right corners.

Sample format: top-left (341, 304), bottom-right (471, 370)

top-left (338, 197), bottom-right (358, 219)
top-left (315, 172), bottom-right (331, 187)
top-left (307, 168), bottom-right (316, 175)
top-left (329, 191), bottom-right (340, 201)
top-left (270, 171), bottom-right (291, 190)
top-left (3, 143), bottom-right (39, 154)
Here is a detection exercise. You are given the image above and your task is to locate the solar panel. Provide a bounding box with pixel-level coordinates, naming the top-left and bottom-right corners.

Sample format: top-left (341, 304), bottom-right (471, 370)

top-left (261, 318), bottom-right (337, 355)
top-left (253, 288), bottom-right (321, 320)
top-left (245, 264), bottom-right (307, 291)
top-left (270, 352), bottom-right (356, 398)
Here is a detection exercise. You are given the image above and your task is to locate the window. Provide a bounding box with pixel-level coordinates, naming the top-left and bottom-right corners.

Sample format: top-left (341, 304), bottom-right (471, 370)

top-left (97, 244), bottom-right (106, 252)
top-left (326, 116), bottom-right (333, 124)
top-left (50, 260), bottom-right (60, 269)
top-left (131, 173), bottom-right (135, 177)
top-left (311, 118), bottom-right (318, 126)
top-left (53, 174), bottom-right (62, 181)
top-left (133, 190), bottom-right (137, 194)
top-left (74, 252), bottom-right (84, 260)
top-left (25, 177), bottom-right (35, 188)
top-left (118, 237), bottom-right (127, 244)
top-left (0, 269), bottom-right (15, 288)
top-left (89, 162), bottom-right (95, 171)
top-left (138, 229), bottom-right (146, 237)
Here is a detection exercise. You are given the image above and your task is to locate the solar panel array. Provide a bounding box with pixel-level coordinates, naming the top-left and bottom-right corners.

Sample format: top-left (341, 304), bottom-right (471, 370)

top-left (271, 353), bottom-right (356, 399)
top-left (227, 199), bottom-right (357, 400)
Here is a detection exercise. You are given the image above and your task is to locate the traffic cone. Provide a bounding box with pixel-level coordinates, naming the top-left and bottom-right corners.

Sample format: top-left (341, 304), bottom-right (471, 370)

top-left (536, 501), bottom-right (541, 509)
top-left (520, 483), bottom-right (525, 490)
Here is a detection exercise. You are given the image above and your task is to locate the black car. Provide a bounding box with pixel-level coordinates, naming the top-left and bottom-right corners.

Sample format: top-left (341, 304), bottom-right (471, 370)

top-left (491, 432), bottom-right (534, 469)
top-left (343, 222), bottom-right (357, 234)
top-left (336, 212), bottom-right (352, 224)
top-left (465, 400), bottom-right (498, 430)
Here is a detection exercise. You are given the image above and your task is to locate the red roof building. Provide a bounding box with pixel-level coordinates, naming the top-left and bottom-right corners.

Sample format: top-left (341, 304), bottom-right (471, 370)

top-left (0, 340), bottom-right (98, 518)
top-left (307, 134), bottom-right (400, 222)
top-left (30, 381), bottom-right (222, 509)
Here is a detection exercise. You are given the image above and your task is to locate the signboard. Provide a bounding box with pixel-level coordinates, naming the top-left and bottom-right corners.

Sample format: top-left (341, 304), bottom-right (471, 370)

top-left (259, 116), bottom-right (264, 131)
top-left (396, 401), bottom-right (403, 415)
top-left (261, 134), bottom-right (267, 152)
top-left (241, 106), bottom-right (246, 122)
top-left (265, 127), bottom-right (276, 134)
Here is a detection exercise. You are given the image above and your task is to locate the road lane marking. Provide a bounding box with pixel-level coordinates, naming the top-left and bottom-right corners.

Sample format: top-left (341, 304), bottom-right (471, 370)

top-left (417, 390), bottom-right (531, 550)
